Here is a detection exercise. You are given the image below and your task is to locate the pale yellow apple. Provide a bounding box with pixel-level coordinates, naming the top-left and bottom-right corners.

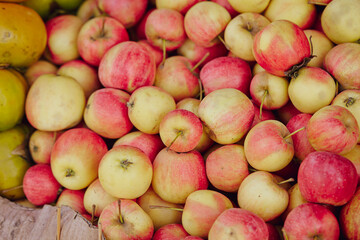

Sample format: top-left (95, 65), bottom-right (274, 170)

top-left (228, 0), bottom-right (270, 13)
top-left (304, 29), bottom-right (334, 68)
top-left (282, 183), bottom-right (308, 220)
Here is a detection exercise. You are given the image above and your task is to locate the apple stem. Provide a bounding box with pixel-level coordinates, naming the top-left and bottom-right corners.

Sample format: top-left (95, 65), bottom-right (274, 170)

top-left (166, 130), bottom-right (183, 151)
top-left (198, 79), bottom-right (204, 101)
top-left (278, 178), bottom-right (295, 185)
top-left (191, 52), bottom-right (210, 73)
top-left (57, 206), bottom-right (61, 240)
top-left (282, 229), bottom-right (289, 240)
top-left (118, 200), bottom-right (124, 224)
top-left (217, 35), bottom-right (231, 51)
top-left (246, 22), bottom-right (252, 31)
top-left (248, 167), bottom-right (257, 173)
top-left (91, 204), bottom-right (96, 225)
top-left (283, 127), bottom-right (306, 140)
top-left (98, 222), bottom-right (103, 240)
top-left (259, 90), bottom-right (268, 121)
top-left (65, 169), bottom-right (75, 177)
top-left (0, 185), bottom-right (23, 194)
top-left (161, 38), bottom-right (166, 66)
top-left (335, 80), bottom-right (339, 96)
top-left (148, 205), bottom-right (184, 212)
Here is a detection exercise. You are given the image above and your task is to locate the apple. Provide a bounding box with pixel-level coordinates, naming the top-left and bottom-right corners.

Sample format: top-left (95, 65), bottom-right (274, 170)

top-left (340, 188), bottom-right (360, 240)
top-left (154, 56), bottom-right (200, 102)
top-left (24, 60), bottom-right (58, 86)
top-left (303, 29), bottom-right (334, 68)
top-left (200, 56), bottom-right (252, 96)
top-left (29, 130), bottom-right (63, 164)
top-left (264, 0), bottom-right (317, 29)
top-left (321, 0), bottom-right (360, 44)
top-left (198, 88), bottom-right (254, 144)
top-left (286, 113), bottom-right (315, 161)
top-left (208, 208), bottom-right (269, 240)
top-left (23, 164), bottom-right (61, 206)
top-left (252, 63), bottom-right (266, 75)
top-left (306, 105), bottom-right (359, 155)
top-left (98, 145), bottom-right (153, 199)
top-left (15, 199), bottom-right (38, 209)
top-left (137, 187), bottom-right (183, 230)
top-left (244, 120), bottom-right (294, 172)
top-left (127, 86), bottom-right (176, 134)
top-left (99, 199), bottom-right (154, 239)
top-left (57, 60), bottom-right (101, 98)
top-left (206, 144), bottom-right (249, 192)
top-left (177, 38), bottom-right (228, 68)
top-left (275, 101), bottom-right (302, 125)
top-left (77, 16), bottom-right (129, 67)
top-left (298, 151), bottom-right (358, 206)
top-left (159, 109), bottom-right (203, 153)
top-left (55, 0), bottom-right (84, 10)
top-left (76, 0), bottom-right (101, 22)
top-left (184, 1), bottom-right (231, 47)
top-left (224, 12), bottom-right (270, 61)
top-left (253, 20), bottom-right (311, 77)
top-left (98, 41), bottom-right (156, 93)
top-left (153, 223), bottom-right (189, 240)
top-left (51, 128), bottom-right (108, 190)
top-left (83, 178), bottom-right (118, 218)
top-left (138, 40), bottom-right (164, 67)
top-left (211, 0), bottom-right (238, 18)
top-left (282, 203), bottom-right (340, 240)
top-left (341, 145), bottom-right (360, 184)
top-left (250, 71), bottom-right (289, 111)
top-left (237, 171), bottom-right (290, 221)
top-left (23, 0), bottom-right (54, 19)
top-left (281, 183), bottom-right (308, 220)
top-left (97, 0), bottom-right (148, 28)
top-left (83, 88), bottom-right (133, 139)
top-left (44, 15), bottom-right (83, 65)
top-left (25, 74), bottom-right (86, 131)
top-left (113, 131), bottom-right (164, 163)
top-left (145, 8), bottom-right (186, 51)
top-left (152, 148), bottom-right (208, 204)
top-left (227, 0), bottom-right (270, 13)
top-left (56, 189), bottom-right (87, 215)
top-left (288, 66), bottom-right (336, 114)
top-left (135, 9), bottom-right (154, 40)
top-left (182, 189), bottom-right (233, 237)
top-left (332, 90), bottom-right (360, 143)
top-left (324, 43), bottom-right (360, 90)
top-left (155, 0), bottom-right (202, 14)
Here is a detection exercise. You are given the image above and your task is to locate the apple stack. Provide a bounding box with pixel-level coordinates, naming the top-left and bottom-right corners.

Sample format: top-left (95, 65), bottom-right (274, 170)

top-left (1, 0), bottom-right (360, 239)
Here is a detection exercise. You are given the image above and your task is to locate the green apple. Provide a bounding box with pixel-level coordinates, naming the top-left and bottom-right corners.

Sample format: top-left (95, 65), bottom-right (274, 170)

top-left (55, 0), bottom-right (84, 10)
top-left (23, 0), bottom-right (55, 19)
top-left (0, 124), bottom-right (32, 200)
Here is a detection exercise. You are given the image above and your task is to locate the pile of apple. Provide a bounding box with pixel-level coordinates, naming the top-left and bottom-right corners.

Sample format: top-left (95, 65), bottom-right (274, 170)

top-left (1, 0), bottom-right (360, 239)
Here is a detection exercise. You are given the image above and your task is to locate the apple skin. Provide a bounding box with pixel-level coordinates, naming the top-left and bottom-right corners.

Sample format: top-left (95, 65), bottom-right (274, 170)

top-left (198, 88), bottom-right (255, 145)
top-left (145, 8), bottom-right (186, 51)
top-left (77, 16), bottom-right (129, 67)
top-left (23, 164), bottom-right (61, 206)
top-left (237, 171), bottom-right (290, 221)
top-left (56, 189), bottom-right (87, 215)
top-left (57, 59), bottom-right (101, 99)
top-left (98, 41), bottom-right (156, 93)
top-left (200, 56), bottom-right (252, 96)
top-left (29, 130), bottom-right (63, 164)
top-left (50, 128), bottom-right (108, 190)
top-left (281, 183), bottom-right (308, 220)
top-left (44, 15), bottom-right (83, 65)
top-left (98, 145), bottom-right (153, 199)
top-left (288, 67), bottom-right (336, 114)
top-left (264, 0), bottom-right (317, 29)
top-left (244, 120), bottom-right (294, 172)
top-left (253, 20), bottom-right (311, 77)
top-left (159, 109), bottom-right (203, 153)
top-left (152, 148), bottom-right (208, 204)
top-left (137, 40), bottom-right (164, 67)
top-left (306, 105), bottom-right (359, 155)
top-left (25, 74), bottom-right (86, 132)
top-left (24, 60), bottom-right (58, 86)
top-left (155, 0), bottom-right (203, 15)
top-left (84, 88), bottom-right (133, 139)
top-left (137, 187), bottom-right (183, 230)
top-left (282, 203), bottom-right (340, 240)
top-left (76, 0), bottom-right (101, 22)
top-left (342, 145), bottom-right (360, 184)
top-left (152, 223), bottom-right (189, 240)
top-left (340, 188), bottom-right (360, 240)
top-left (135, 9), bottom-right (154, 40)
top-left (182, 189), bottom-right (233, 238)
top-left (211, 0), bottom-right (238, 18)
top-left (286, 113), bottom-right (316, 161)
top-left (113, 131), bottom-right (164, 163)
top-left (184, 1), bottom-right (231, 47)
top-left (227, 0), bottom-right (270, 13)
top-left (321, 0), bottom-right (360, 44)
top-left (154, 56), bottom-right (200, 102)
top-left (298, 151), bottom-right (358, 206)
top-left (206, 144), bottom-right (249, 192)
top-left (208, 208), bottom-right (269, 240)
top-left (99, 199), bottom-right (154, 240)
top-left (97, 0), bottom-right (148, 29)
top-left (324, 43), bottom-right (360, 90)
top-left (83, 178), bottom-right (118, 217)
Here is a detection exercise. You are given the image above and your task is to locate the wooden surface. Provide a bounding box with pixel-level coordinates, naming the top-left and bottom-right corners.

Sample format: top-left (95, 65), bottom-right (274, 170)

top-left (0, 196), bottom-right (102, 240)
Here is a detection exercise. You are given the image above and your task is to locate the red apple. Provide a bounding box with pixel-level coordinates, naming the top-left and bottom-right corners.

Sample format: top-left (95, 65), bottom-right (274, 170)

top-left (298, 151), bottom-right (358, 206)
top-left (153, 224), bottom-right (189, 240)
top-left (275, 101), bottom-right (302, 125)
top-left (135, 9), bottom-right (154, 40)
top-left (340, 188), bottom-right (360, 240)
top-left (342, 145), bottom-right (360, 184)
top-left (211, 0), bottom-right (238, 18)
top-left (138, 40), bottom-right (164, 67)
top-left (23, 164), bottom-right (61, 206)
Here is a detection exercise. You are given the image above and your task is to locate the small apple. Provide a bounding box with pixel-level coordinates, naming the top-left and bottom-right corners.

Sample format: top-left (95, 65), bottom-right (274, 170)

top-left (76, 0), bottom-right (102, 22)
top-left (24, 60), bottom-right (58, 86)
top-left (340, 188), bottom-right (360, 240)
top-left (341, 145), bottom-right (360, 184)
top-left (281, 183), bottom-right (308, 220)
top-left (29, 130), bottom-right (63, 165)
top-left (152, 223), bottom-right (189, 240)
top-left (56, 189), bottom-right (87, 215)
